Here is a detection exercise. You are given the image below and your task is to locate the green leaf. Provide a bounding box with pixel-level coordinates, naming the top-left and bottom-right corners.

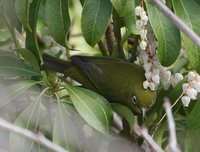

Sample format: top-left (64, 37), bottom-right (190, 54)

top-left (45, 0), bottom-right (71, 46)
top-left (25, 0), bottom-right (41, 65)
top-left (172, 0), bottom-right (200, 73)
top-left (110, 0), bottom-right (128, 16)
top-left (195, 0), bottom-right (200, 6)
top-left (187, 99), bottom-right (200, 130)
top-left (81, 0), bottom-right (112, 46)
top-left (15, 48), bottom-right (40, 71)
top-left (146, 2), bottom-right (181, 66)
top-left (124, 0), bottom-right (137, 34)
top-left (111, 103), bottom-right (135, 133)
top-left (0, 80), bottom-right (38, 108)
top-left (53, 103), bottom-right (84, 152)
top-left (184, 98), bottom-right (200, 152)
top-left (0, 52), bottom-right (41, 77)
top-left (110, 0), bottom-right (137, 34)
top-left (9, 92), bottom-right (47, 152)
top-left (15, 0), bottom-right (31, 31)
top-left (4, 0), bottom-right (22, 32)
top-left (153, 124), bottom-right (166, 147)
top-left (66, 85), bottom-right (113, 134)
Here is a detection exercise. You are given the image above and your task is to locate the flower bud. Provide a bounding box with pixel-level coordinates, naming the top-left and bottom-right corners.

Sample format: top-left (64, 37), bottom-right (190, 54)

top-left (143, 80), bottom-right (149, 89)
top-left (186, 88), bottom-right (197, 100)
top-left (143, 62), bottom-right (152, 72)
top-left (149, 82), bottom-right (156, 91)
top-left (182, 83), bottom-right (189, 92)
top-left (194, 81), bottom-right (200, 92)
top-left (190, 80), bottom-right (196, 89)
top-left (188, 71), bottom-right (196, 81)
top-left (197, 76), bottom-right (200, 82)
top-left (145, 72), bottom-right (152, 80)
top-left (135, 6), bottom-right (143, 16)
top-left (181, 96), bottom-right (191, 107)
top-left (161, 70), bottom-right (171, 83)
top-left (140, 29), bottom-right (147, 39)
top-left (153, 69), bottom-right (160, 75)
top-left (152, 74), bottom-right (160, 84)
top-left (141, 51), bottom-right (148, 63)
top-left (136, 20), bottom-right (143, 30)
top-left (141, 15), bottom-right (148, 25)
top-left (171, 77), bottom-right (176, 87)
top-left (175, 73), bottom-right (183, 82)
top-left (140, 40), bottom-right (147, 50)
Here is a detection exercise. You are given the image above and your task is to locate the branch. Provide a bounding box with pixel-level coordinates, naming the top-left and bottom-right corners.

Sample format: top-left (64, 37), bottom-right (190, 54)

top-left (113, 10), bottom-right (125, 59)
top-left (98, 40), bottom-right (109, 56)
top-left (0, 117), bottom-right (68, 152)
top-left (149, 0), bottom-right (200, 48)
top-left (163, 98), bottom-right (181, 152)
top-left (134, 122), bottom-right (164, 152)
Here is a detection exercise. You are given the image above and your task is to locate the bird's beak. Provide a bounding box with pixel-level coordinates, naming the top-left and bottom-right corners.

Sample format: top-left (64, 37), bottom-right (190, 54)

top-left (141, 108), bottom-right (146, 121)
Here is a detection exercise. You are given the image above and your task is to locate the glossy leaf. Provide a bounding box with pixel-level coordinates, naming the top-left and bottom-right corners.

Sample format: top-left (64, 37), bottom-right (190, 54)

top-left (146, 2), bottom-right (181, 66)
top-left (0, 80), bottom-right (38, 108)
top-left (124, 0), bottom-right (137, 34)
top-left (184, 98), bottom-right (200, 152)
top-left (15, 0), bottom-right (30, 30)
top-left (15, 48), bottom-right (40, 71)
top-left (172, 0), bottom-right (200, 73)
top-left (0, 52), bottom-right (41, 77)
top-left (110, 0), bottom-right (128, 16)
top-left (66, 85), bottom-right (113, 134)
top-left (45, 0), bottom-right (71, 46)
top-left (81, 0), bottom-right (112, 46)
top-left (25, 0), bottom-right (41, 65)
top-left (53, 103), bottom-right (84, 152)
top-left (111, 103), bottom-right (135, 133)
top-left (110, 0), bottom-right (137, 33)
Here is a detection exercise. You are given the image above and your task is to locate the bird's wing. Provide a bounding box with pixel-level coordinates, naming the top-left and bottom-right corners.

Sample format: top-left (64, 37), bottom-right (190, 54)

top-left (70, 56), bottom-right (144, 101)
top-left (70, 56), bottom-right (107, 94)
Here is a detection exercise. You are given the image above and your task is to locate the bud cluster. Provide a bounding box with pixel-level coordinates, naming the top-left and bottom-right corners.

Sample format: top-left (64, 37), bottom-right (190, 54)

top-left (181, 71), bottom-right (200, 107)
top-left (135, 5), bottom-right (199, 107)
top-left (135, 6), bottom-right (148, 51)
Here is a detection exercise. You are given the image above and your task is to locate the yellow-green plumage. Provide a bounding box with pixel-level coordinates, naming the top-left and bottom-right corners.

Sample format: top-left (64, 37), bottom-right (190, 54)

top-left (42, 54), bottom-right (156, 114)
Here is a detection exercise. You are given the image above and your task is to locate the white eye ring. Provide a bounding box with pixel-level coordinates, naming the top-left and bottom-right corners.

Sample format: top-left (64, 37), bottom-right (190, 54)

top-left (132, 95), bottom-right (137, 104)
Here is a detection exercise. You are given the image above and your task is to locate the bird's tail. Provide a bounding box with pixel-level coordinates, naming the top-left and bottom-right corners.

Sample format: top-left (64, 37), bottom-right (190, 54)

top-left (42, 53), bottom-right (73, 74)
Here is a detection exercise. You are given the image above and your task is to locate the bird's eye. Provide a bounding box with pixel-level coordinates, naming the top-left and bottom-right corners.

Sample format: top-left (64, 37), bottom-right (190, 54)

top-left (132, 95), bottom-right (137, 104)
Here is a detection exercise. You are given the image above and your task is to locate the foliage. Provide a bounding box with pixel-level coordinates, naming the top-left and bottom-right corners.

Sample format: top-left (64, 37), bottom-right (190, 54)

top-left (0, 0), bottom-right (200, 151)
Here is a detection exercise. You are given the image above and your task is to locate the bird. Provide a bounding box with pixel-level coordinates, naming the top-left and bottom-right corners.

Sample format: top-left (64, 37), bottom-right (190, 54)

top-left (42, 53), bottom-right (156, 115)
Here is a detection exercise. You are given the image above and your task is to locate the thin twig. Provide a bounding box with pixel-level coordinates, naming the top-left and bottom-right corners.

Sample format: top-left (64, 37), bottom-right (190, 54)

top-left (149, 0), bottom-right (200, 48)
top-left (98, 40), bottom-right (109, 56)
top-left (0, 117), bottom-right (68, 152)
top-left (134, 122), bottom-right (164, 152)
top-left (153, 93), bottom-right (184, 137)
top-left (163, 98), bottom-right (181, 152)
top-left (105, 22), bottom-right (115, 55)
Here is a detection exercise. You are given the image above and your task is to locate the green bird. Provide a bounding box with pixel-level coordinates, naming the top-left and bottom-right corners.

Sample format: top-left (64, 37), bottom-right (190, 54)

top-left (42, 53), bottom-right (156, 115)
